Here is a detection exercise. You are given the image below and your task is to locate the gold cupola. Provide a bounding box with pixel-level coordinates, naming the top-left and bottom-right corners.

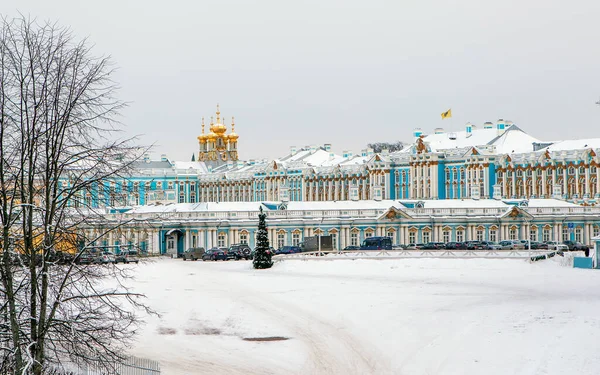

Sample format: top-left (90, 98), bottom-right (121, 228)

top-left (197, 117), bottom-right (208, 144)
top-left (210, 104), bottom-right (227, 136)
top-left (207, 116), bottom-right (217, 141)
top-left (228, 116), bottom-right (239, 142)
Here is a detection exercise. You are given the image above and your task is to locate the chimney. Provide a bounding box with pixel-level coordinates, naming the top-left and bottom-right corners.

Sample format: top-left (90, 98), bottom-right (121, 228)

top-left (207, 165), bottom-right (213, 173)
top-left (143, 153), bottom-right (150, 163)
top-left (367, 148), bottom-right (374, 156)
top-left (160, 154), bottom-right (168, 162)
top-left (465, 122), bottom-right (473, 138)
top-left (309, 144), bottom-right (317, 153)
top-left (324, 143), bottom-right (332, 152)
top-left (290, 146), bottom-right (297, 155)
top-left (484, 122), bottom-right (494, 129)
top-left (434, 128), bottom-right (444, 134)
top-left (413, 128), bottom-right (423, 138)
top-left (227, 160), bottom-right (233, 168)
top-left (237, 160), bottom-right (244, 168)
top-left (496, 119), bottom-right (506, 135)
top-left (361, 149), bottom-right (367, 157)
top-left (329, 152), bottom-right (335, 159)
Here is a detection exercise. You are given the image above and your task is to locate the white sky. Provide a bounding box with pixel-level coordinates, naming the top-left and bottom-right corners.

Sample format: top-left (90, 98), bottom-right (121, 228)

top-left (4, 0), bottom-right (600, 161)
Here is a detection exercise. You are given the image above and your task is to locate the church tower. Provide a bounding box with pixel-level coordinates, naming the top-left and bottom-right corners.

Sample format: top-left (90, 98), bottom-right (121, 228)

top-left (197, 105), bottom-right (239, 168)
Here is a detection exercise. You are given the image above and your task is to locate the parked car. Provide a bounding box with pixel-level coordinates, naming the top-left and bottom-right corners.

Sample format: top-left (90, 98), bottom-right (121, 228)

top-left (276, 246), bottom-right (302, 255)
top-left (203, 248), bottom-right (227, 261)
top-left (479, 241), bottom-right (502, 250)
top-left (392, 244), bottom-right (406, 250)
top-left (466, 241), bottom-right (484, 250)
top-left (545, 241), bottom-right (569, 251)
top-left (562, 241), bottom-right (589, 251)
top-left (95, 251), bottom-right (116, 264)
top-left (422, 242), bottom-right (445, 250)
top-left (115, 250), bottom-right (139, 264)
top-left (76, 250), bottom-right (96, 265)
top-left (499, 240), bottom-right (523, 250)
top-left (182, 247), bottom-right (205, 261)
top-left (529, 242), bottom-right (548, 250)
top-left (229, 244), bottom-right (251, 260)
top-left (218, 247), bottom-right (236, 260)
top-left (343, 246), bottom-right (360, 250)
top-left (445, 242), bottom-right (467, 250)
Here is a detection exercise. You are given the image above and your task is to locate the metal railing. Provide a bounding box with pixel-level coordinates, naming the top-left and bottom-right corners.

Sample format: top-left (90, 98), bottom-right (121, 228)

top-left (273, 249), bottom-right (562, 261)
top-left (57, 355), bottom-right (160, 375)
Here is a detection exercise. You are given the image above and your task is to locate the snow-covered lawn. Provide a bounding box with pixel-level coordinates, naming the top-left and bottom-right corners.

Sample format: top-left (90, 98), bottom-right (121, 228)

top-left (127, 256), bottom-right (600, 375)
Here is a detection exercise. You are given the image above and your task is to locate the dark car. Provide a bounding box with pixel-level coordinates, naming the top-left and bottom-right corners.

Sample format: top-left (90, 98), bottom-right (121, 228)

top-left (229, 244), bottom-right (251, 260)
top-left (219, 247), bottom-right (236, 260)
top-left (343, 246), bottom-right (360, 250)
top-left (276, 246), bottom-right (302, 255)
top-left (182, 247), bottom-right (205, 261)
top-left (466, 241), bottom-right (484, 250)
top-left (530, 242), bottom-right (548, 250)
top-left (422, 242), bottom-right (442, 250)
top-left (76, 250), bottom-right (96, 265)
top-left (562, 241), bottom-right (589, 251)
top-left (445, 242), bottom-right (467, 250)
top-left (202, 248), bottom-right (227, 261)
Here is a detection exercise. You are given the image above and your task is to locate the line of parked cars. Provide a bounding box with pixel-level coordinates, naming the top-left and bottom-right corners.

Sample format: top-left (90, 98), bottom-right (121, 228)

top-left (399, 240), bottom-right (589, 252)
top-left (75, 249), bottom-right (139, 265)
top-left (182, 244), bottom-right (253, 262)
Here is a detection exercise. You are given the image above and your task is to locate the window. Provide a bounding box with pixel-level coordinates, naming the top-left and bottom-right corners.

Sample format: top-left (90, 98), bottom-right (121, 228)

top-left (240, 233), bottom-right (248, 245)
top-left (592, 166), bottom-right (598, 174)
top-left (575, 227), bottom-right (582, 243)
top-left (409, 232), bottom-right (416, 244)
top-left (489, 230), bottom-right (497, 242)
top-left (509, 228), bottom-right (517, 240)
top-left (167, 238), bottom-right (175, 250)
top-left (190, 183), bottom-right (196, 192)
top-left (168, 181), bottom-right (174, 189)
top-left (331, 233), bottom-right (338, 249)
top-left (562, 227), bottom-right (569, 242)
top-left (157, 181), bottom-right (162, 190)
top-left (190, 193), bottom-right (196, 203)
top-left (192, 235), bottom-right (197, 248)
top-left (543, 228), bottom-right (551, 242)
top-left (351, 232), bottom-right (358, 246)
top-left (365, 231), bottom-right (373, 238)
top-left (517, 170), bottom-right (523, 177)
top-left (292, 232), bottom-right (300, 246)
top-left (594, 226), bottom-right (600, 239)
top-left (423, 231), bottom-right (430, 243)
top-left (218, 233), bottom-right (226, 247)
top-left (445, 169), bottom-right (450, 181)
top-left (179, 193), bottom-right (185, 203)
top-left (579, 167), bottom-right (585, 175)
top-left (443, 231), bottom-right (450, 243)
top-left (277, 232), bottom-right (285, 249)
top-left (568, 167), bottom-right (575, 175)
top-left (476, 229), bottom-right (484, 241)
top-left (456, 230), bottom-right (464, 243)
top-left (530, 228), bottom-right (537, 242)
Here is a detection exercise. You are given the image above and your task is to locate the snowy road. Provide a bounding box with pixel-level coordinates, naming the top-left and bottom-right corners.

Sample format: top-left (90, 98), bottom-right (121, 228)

top-left (128, 257), bottom-right (600, 375)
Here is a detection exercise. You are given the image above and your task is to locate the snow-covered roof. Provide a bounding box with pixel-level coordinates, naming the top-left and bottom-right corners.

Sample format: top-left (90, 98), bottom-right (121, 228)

top-left (413, 124), bottom-right (541, 155)
top-left (543, 138), bottom-right (600, 152)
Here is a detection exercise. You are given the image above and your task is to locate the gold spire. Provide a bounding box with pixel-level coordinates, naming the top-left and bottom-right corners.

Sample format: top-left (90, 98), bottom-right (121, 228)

top-left (231, 116), bottom-right (235, 132)
top-left (210, 116), bottom-right (214, 125)
top-left (216, 104), bottom-right (221, 123)
top-left (201, 117), bottom-right (205, 134)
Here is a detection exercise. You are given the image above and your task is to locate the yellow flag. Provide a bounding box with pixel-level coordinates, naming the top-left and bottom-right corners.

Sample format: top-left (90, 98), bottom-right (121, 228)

top-left (441, 109), bottom-right (452, 119)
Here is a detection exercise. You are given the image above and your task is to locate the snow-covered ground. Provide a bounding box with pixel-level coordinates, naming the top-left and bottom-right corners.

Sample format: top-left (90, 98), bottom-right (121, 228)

top-left (127, 256), bottom-right (600, 375)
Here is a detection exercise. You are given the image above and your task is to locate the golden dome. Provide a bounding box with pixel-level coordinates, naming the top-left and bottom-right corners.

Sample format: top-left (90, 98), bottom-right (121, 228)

top-left (210, 105), bottom-right (227, 136)
top-left (207, 131), bottom-right (217, 141)
top-left (198, 117), bottom-right (208, 143)
top-left (227, 116), bottom-right (239, 141)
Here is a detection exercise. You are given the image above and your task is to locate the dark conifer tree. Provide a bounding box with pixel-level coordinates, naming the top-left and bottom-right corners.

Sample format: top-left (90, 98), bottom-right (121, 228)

top-left (253, 207), bottom-right (273, 269)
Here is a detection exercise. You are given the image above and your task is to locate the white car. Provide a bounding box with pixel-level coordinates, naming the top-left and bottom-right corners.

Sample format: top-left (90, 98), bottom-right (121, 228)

top-left (544, 241), bottom-right (569, 251)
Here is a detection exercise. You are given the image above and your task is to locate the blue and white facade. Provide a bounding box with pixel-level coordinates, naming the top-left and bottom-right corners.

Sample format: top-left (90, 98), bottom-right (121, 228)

top-left (78, 107), bottom-right (600, 254)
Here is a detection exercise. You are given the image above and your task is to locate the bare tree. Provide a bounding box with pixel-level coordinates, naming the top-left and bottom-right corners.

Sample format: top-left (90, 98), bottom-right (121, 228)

top-left (0, 16), bottom-right (150, 374)
top-left (366, 141), bottom-right (405, 153)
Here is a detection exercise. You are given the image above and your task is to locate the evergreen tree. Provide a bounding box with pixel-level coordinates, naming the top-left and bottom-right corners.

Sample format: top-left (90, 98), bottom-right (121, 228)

top-left (253, 207), bottom-right (273, 269)
top-left (191, 153), bottom-right (196, 161)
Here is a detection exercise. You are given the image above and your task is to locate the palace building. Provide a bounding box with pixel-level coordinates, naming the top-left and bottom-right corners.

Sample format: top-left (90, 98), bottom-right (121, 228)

top-left (76, 105), bottom-right (600, 254)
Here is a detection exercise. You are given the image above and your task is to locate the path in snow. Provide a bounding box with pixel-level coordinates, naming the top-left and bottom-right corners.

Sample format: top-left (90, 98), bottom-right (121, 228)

top-left (128, 257), bottom-right (600, 375)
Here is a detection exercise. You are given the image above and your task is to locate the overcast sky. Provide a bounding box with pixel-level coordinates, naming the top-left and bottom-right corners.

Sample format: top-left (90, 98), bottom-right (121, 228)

top-left (4, 0), bottom-right (600, 161)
